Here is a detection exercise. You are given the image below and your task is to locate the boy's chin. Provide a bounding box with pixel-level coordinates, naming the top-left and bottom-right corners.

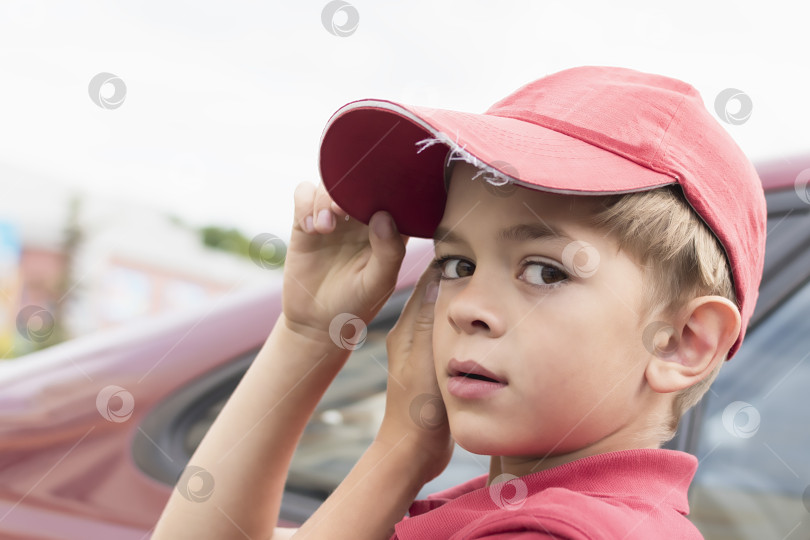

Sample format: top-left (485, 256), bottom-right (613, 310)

top-left (449, 419), bottom-right (596, 459)
top-left (449, 421), bottom-right (537, 457)
top-left (454, 436), bottom-right (557, 460)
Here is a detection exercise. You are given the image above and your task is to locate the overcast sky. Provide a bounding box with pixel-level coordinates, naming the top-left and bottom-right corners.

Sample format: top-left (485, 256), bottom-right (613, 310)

top-left (1, 0), bottom-right (807, 241)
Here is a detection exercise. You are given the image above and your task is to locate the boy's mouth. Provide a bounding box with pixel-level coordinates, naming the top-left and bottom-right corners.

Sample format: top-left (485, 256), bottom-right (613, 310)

top-left (460, 372), bottom-right (499, 383)
top-left (447, 359), bottom-right (507, 400)
top-left (447, 359), bottom-right (506, 384)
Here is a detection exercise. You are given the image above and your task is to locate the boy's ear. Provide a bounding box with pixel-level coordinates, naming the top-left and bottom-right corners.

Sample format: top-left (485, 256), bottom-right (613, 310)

top-left (644, 296), bottom-right (742, 394)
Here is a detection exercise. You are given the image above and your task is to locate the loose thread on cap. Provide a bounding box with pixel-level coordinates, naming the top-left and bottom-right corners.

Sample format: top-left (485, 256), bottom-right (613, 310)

top-left (415, 131), bottom-right (515, 187)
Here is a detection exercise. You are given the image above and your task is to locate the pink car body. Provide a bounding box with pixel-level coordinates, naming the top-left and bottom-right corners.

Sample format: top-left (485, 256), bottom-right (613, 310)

top-left (0, 238), bottom-right (433, 539)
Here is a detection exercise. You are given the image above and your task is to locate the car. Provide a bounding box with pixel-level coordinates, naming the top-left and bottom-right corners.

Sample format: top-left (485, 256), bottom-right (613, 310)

top-left (1, 153), bottom-right (809, 539)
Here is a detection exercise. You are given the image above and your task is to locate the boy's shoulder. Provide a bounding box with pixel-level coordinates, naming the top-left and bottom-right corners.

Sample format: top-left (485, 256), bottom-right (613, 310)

top-left (392, 449), bottom-right (704, 540)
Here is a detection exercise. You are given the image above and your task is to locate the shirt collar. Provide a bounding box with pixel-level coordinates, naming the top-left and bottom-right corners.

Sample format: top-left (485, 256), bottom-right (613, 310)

top-left (408, 449), bottom-right (698, 517)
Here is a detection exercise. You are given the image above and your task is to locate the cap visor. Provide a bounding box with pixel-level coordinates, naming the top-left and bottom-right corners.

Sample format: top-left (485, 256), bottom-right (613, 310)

top-left (319, 99), bottom-right (675, 238)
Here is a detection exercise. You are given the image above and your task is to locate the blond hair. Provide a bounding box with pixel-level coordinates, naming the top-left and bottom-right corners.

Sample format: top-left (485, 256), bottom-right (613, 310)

top-left (589, 185), bottom-right (737, 438)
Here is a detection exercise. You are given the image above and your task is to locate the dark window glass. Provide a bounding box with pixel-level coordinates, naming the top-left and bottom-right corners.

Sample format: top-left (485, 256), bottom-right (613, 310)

top-left (690, 279), bottom-right (810, 539)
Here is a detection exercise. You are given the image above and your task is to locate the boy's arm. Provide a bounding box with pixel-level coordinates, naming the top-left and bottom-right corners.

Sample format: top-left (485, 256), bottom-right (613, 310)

top-left (293, 264), bottom-right (453, 540)
top-left (152, 181), bottom-right (410, 539)
top-left (152, 316), bottom-right (351, 539)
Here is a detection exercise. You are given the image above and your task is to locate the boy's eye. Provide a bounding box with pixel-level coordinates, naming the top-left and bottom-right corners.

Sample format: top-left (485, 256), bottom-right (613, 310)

top-left (433, 256), bottom-right (568, 286)
top-left (436, 257), bottom-right (475, 279)
top-left (523, 263), bottom-right (568, 286)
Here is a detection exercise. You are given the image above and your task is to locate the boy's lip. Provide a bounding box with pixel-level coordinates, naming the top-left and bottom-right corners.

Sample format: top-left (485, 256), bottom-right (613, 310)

top-left (447, 359), bottom-right (507, 384)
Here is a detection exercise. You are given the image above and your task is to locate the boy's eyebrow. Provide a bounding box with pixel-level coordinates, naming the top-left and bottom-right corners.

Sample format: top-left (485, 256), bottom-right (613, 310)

top-left (433, 222), bottom-right (572, 246)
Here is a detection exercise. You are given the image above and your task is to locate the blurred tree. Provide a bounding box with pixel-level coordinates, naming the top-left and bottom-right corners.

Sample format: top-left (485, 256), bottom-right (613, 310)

top-left (199, 226), bottom-right (285, 266)
top-left (200, 226), bottom-right (249, 256)
top-left (47, 194), bottom-right (82, 350)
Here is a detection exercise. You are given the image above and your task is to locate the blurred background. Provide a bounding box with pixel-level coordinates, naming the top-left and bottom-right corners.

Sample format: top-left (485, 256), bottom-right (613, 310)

top-left (0, 0), bottom-right (807, 353)
top-left (2, 3), bottom-right (810, 538)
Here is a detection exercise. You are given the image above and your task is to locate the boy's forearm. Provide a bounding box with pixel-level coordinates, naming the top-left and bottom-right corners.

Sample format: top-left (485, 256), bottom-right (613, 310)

top-left (152, 314), bottom-right (351, 540)
top-left (293, 437), bottom-right (432, 540)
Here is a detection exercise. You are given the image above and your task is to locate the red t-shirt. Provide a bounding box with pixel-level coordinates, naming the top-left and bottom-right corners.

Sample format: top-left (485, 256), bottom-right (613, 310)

top-left (392, 449), bottom-right (703, 539)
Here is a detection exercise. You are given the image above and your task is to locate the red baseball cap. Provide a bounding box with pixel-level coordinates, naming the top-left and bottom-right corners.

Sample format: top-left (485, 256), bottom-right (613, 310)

top-left (318, 66), bottom-right (767, 358)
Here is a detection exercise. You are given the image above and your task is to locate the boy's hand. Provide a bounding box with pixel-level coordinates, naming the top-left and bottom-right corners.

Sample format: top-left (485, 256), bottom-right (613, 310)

top-left (283, 181), bottom-right (409, 344)
top-left (291, 266), bottom-right (451, 539)
top-left (376, 263), bottom-right (453, 485)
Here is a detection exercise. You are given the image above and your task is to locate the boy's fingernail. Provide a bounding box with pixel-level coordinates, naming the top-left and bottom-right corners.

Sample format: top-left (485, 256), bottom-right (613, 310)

top-left (304, 215), bottom-right (314, 233)
top-left (372, 213), bottom-right (394, 239)
top-left (317, 209), bottom-right (333, 229)
top-left (424, 281), bottom-right (439, 303)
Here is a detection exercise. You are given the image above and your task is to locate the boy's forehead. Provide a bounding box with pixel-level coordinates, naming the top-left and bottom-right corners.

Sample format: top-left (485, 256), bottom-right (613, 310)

top-left (437, 164), bottom-right (603, 240)
top-left (432, 221), bottom-right (573, 247)
top-left (435, 170), bottom-right (606, 247)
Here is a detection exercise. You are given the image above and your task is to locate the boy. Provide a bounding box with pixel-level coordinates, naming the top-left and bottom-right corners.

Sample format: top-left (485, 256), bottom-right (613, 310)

top-left (153, 66), bottom-right (767, 539)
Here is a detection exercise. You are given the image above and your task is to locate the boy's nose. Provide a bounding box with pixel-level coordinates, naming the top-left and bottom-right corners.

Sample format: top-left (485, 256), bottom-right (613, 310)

top-left (445, 272), bottom-right (506, 337)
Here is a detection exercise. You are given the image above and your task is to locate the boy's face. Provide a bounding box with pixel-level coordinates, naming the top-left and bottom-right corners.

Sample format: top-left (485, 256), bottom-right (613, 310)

top-left (432, 162), bottom-right (656, 460)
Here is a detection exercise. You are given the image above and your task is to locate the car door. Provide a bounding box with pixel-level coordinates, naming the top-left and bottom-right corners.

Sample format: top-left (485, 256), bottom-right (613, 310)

top-left (685, 186), bottom-right (810, 539)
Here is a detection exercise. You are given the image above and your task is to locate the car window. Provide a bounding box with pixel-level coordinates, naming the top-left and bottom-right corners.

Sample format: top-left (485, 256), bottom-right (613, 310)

top-left (689, 277), bottom-right (810, 539)
top-left (179, 294), bottom-right (489, 501)
top-left (181, 322), bottom-right (393, 497)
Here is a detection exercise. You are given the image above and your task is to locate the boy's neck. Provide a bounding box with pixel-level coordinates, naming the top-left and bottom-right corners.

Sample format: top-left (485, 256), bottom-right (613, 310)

top-left (485, 392), bottom-right (676, 483)
top-left (487, 440), bottom-right (662, 484)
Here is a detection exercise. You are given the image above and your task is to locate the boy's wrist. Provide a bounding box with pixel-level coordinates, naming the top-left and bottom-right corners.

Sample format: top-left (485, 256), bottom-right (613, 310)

top-left (262, 314), bottom-right (353, 377)
top-left (278, 313), bottom-right (340, 352)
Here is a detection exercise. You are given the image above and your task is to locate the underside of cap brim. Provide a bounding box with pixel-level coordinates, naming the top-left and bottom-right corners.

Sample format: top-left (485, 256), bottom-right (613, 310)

top-left (318, 99), bottom-right (678, 239)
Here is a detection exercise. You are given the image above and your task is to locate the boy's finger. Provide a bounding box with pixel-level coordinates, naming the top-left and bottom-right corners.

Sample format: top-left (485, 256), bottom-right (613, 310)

top-left (293, 181), bottom-right (317, 234)
top-left (407, 262), bottom-right (442, 320)
top-left (388, 262), bottom-right (441, 351)
top-left (409, 270), bottom-right (439, 351)
top-left (312, 183), bottom-right (340, 233)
